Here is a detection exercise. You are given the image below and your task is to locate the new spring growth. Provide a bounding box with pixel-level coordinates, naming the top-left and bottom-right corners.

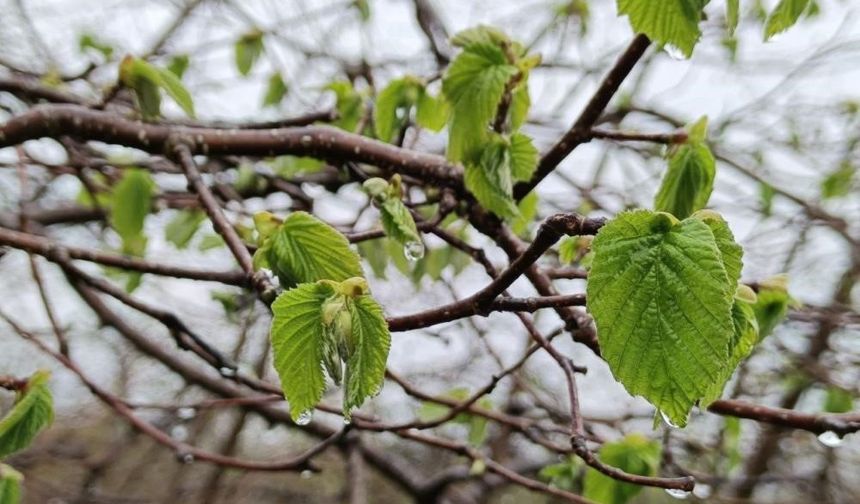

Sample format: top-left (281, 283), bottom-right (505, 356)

top-left (319, 277), bottom-right (369, 386)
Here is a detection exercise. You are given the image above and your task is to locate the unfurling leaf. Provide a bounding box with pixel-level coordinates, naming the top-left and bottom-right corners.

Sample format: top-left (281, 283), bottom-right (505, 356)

top-left (254, 211), bottom-right (363, 288)
top-left (0, 371), bottom-right (54, 458)
top-left (587, 210), bottom-right (738, 426)
top-left (363, 175), bottom-right (422, 248)
top-left (583, 434), bottom-right (661, 504)
top-left (654, 116), bottom-right (715, 219)
top-left (270, 278), bottom-right (389, 421)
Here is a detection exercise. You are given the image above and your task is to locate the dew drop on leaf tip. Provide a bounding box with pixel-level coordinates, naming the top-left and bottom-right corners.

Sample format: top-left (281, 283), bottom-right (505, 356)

top-left (660, 410), bottom-right (681, 429)
top-left (295, 410), bottom-right (313, 425)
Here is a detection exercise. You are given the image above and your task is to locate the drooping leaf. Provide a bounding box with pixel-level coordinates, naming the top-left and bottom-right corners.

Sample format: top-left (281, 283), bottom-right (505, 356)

top-left (262, 72), bottom-right (289, 107)
top-left (764, 0), bottom-right (811, 41)
top-left (616, 0), bottom-right (708, 58)
top-left (654, 117), bottom-right (715, 219)
top-left (154, 66), bottom-right (195, 117)
top-left (587, 210), bottom-right (735, 426)
top-left (165, 209), bottom-right (206, 249)
top-left (270, 282), bottom-right (330, 422)
top-left (583, 434), bottom-right (661, 504)
top-left (343, 293), bottom-right (390, 418)
top-left (119, 56), bottom-right (195, 118)
top-left (380, 199), bottom-right (421, 246)
top-left (0, 371), bottom-right (53, 458)
top-left (110, 169), bottom-right (154, 244)
top-left (726, 0), bottom-right (740, 35)
top-left (263, 211), bottom-right (364, 287)
top-left (0, 464), bottom-right (22, 504)
top-left (235, 30), bottom-right (264, 76)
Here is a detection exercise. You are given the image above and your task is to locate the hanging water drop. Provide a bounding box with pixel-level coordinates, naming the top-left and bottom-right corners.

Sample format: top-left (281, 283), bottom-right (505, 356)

top-left (664, 45), bottom-right (687, 61)
top-left (693, 483), bottom-right (712, 499)
top-left (170, 425), bottom-right (189, 442)
top-left (295, 410), bottom-right (313, 425)
top-left (660, 410), bottom-right (680, 429)
top-left (176, 407), bottom-right (197, 420)
top-left (300, 469), bottom-right (313, 480)
top-left (818, 431), bottom-right (843, 447)
top-left (403, 240), bottom-right (425, 261)
top-left (178, 452), bottom-right (195, 464)
top-left (343, 416), bottom-right (352, 425)
top-left (665, 488), bottom-right (691, 499)
top-left (219, 366), bottom-right (237, 378)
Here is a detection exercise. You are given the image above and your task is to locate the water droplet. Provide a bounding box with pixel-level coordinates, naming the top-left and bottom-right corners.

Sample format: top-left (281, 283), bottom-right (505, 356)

top-left (343, 416), bottom-right (352, 425)
top-left (176, 407), bottom-right (197, 420)
top-left (665, 488), bottom-right (691, 499)
top-left (219, 366), bottom-right (237, 377)
top-left (300, 135), bottom-right (312, 146)
top-left (660, 410), bottom-right (681, 429)
top-left (295, 410), bottom-right (313, 425)
top-left (818, 431), bottom-right (843, 447)
top-left (403, 241), bottom-right (425, 261)
top-left (178, 452), bottom-right (195, 464)
top-left (300, 469), bottom-right (313, 479)
top-left (664, 45), bottom-right (687, 61)
top-left (170, 425), bottom-right (189, 442)
top-left (693, 483), bottom-right (712, 499)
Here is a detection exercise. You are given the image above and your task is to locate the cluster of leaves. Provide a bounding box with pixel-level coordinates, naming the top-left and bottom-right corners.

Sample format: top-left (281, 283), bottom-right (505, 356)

top-left (586, 118), bottom-right (789, 427)
top-left (254, 212), bottom-right (390, 422)
top-left (0, 371), bottom-right (54, 504)
top-left (440, 26), bottom-right (540, 218)
top-left (617, 0), bottom-right (815, 58)
top-left (540, 434), bottom-right (661, 503)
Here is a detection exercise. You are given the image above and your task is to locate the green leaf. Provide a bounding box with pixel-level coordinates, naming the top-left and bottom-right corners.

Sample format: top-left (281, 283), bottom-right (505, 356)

top-left (587, 210), bottom-right (735, 426)
top-left (510, 83), bottom-right (531, 130)
top-left (539, 457), bottom-right (582, 491)
top-left (167, 54), bottom-right (190, 79)
top-left (752, 276), bottom-right (791, 340)
top-left (823, 387), bottom-right (854, 414)
top-left (443, 38), bottom-right (518, 161)
top-left (343, 293), bottom-right (390, 418)
top-left (262, 72), bottom-right (289, 108)
top-left (198, 233), bottom-right (226, 251)
top-left (415, 89), bottom-right (449, 132)
top-left (110, 169), bottom-right (154, 243)
top-left (727, 0), bottom-right (740, 35)
top-left (154, 67), bottom-right (195, 117)
top-left (0, 464), bottom-right (22, 504)
top-left (702, 294), bottom-right (760, 404)
top-left (235, 30), bottom-right (264, 76)
top-left (357, 238), bottom-right (389, 279)
top-left (654, 117), bottom-right (715, 219)
top-left (583, 434), bottom-right (661, 504)
top-left (380, 199), bottom-right (421, 246)
top-left (0, 371), bottom-right (53, 458)
top-left (271, 282), bottom-right (330, 422)
top-left (509, 132), bottom-right (538, 181)
top-left (464, 136), bottom-right (519, 218)
top-left (616, 0), bottom-right (707, 58)
top-left (119, 56), bottom-right (194, 118)
top-left (78, 33), bottom-right (113, 59)
top-left (511, 190), bottom-right (538, 237)
top-left (820, 161), bottom-right (855, 199)
top-left (165, 209), bottom-right (206, 249)
top-left (374, 78), bottom-right (419, 143)
top-left (263, 211), bottom-right (364, 287)
top-left (764, 0), bottom-right (811, 41)
top-left (327, 81), bottom-right (364, 132)
top-left (760, 182), bottom-right (776, 216)
top-left (271, 156), bottom-right (325, 178)
top-left (558, 236), bottom-right (579, 265)
top-left (691, 210), bottom-right (743, 287)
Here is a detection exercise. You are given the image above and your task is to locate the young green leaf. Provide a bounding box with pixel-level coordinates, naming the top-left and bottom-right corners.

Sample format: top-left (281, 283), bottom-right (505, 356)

top-left (110, 169), bottom-right (154, 244)
top-left (583, 434), bottom-right (661, 504)
top-left (270, 282), bottom-right (331, 422)
top-left (0, 371), bottom-right (53, 458)
top-left (119, 56), bottom-right (195, 118)
top-left (764, 0), bottom-right (811, 41)
top-left (167, 54), bottom-right (190, 79)
top-left (78, 33), bottom-right (113, 59)
top-left (327, 81), bottom-right (364, 132)
top-left (464, 136), bottom-right (519, 218)
top-left (539, 457), bottom-right (583, 492)
top-left (727, 0), bottom-right (740, 35)
top-left (654, 117), bottom-right (716, 219)
top-left (165, 209), bottom-right (206, 249)
top-left (616, 0), bottom-right (707, 58)
top-left (820, 161), bottom-right (855, 199)
top-left (374, 78), bottom-right (421, 143)
top-left (510, 83), bottom-right (531, 130)
top-left (154, 66), bottom-right (195, 117)
top-left (379, 199), bottom-right (421, 246)
top-left (342, 293), bottom-right (390, 418)
top-left (235, 30), bottom-right (264, 76)
top-left (509, 132), bottom-right (538, 181)
top-left (823, 387), bottom-right (854, 414)
top-left (702, 293), bottom-right (760, 404)
top-left (587, 210), bottom-right (735, 426)
top-left (262, 72), bottom-right (288, 107)
top-left (415, 89), bottom-right (449, 132)
top-left (0, 464), bottom-right (22, 504)
top-left (271, 156), bottom-right (325, 178)
top-left (511, 190), bottom-right (539, 237)
top-left (752, 276), bottom-right (791, 340)
top-left (691, 210), bottom-right (743, 287)
top-left (262, 211), bottom-right (363, 287)
top-left (443, 33), bottom-right (518, 161)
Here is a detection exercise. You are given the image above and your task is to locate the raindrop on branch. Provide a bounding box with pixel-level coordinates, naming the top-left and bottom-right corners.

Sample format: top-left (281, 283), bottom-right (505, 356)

top-left (693, 483), bottom-right (712, 499)
top-left (818, 431), bottom-right (843, 448)
top-left (665, 488), bottom-right (691, 499)
top-left (176, 407), bottom-right (197, 420)
top-left (170, 425), bottom-right (189, 442)
top-left (219, 366), bottom-right (237, 378)
top-left (300, 469), bottom-right (313, 479)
